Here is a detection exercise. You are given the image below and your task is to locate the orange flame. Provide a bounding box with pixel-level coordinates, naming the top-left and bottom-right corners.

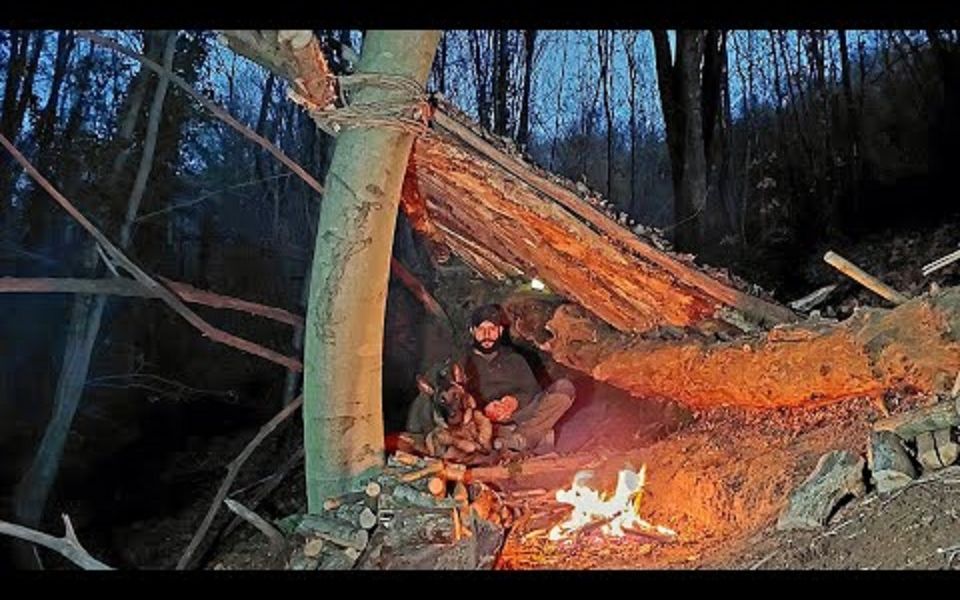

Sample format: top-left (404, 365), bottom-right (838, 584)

top-left (548, 466), bottom-right (677, 542)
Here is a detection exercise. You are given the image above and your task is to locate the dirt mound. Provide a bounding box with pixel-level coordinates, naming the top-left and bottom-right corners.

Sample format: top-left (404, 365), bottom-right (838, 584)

top-left (498, 396), bottom-right (883, 569)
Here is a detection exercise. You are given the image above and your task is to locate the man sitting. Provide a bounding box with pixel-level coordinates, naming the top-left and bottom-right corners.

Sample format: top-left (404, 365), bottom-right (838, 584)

top-left (460, 303), bottom-right (575, 454)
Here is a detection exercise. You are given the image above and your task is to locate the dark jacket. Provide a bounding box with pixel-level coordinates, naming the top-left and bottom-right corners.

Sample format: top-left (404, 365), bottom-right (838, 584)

top-left (462, 346), bottom-right (542, 411)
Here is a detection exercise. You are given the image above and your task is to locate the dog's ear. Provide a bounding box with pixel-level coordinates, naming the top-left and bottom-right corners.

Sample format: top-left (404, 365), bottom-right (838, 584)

top-left (451, 362), bottom-right (466, 386)
top-left (416, 375), bottom-right (435, 396)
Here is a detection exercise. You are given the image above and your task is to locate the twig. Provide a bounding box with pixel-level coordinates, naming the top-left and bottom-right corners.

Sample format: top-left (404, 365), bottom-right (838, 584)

top-left (223, 498), bottom-right (285, 553)
top-left (749, 551), bottom-right (778, 570)
top-left (177, 394), bottom-right (303, 570)
top-left (136, 173), bottom-right (292, 222)
top-left (0, 514), bottom-right (113, 570)
top-left (0, 135), bottom-right (302, 372)
top-left (77, 31), bottom-right (324, 198)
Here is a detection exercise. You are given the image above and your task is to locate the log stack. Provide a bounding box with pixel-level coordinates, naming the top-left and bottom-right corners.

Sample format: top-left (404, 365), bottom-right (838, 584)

top-left (281, 450), bottom-right (512, 570)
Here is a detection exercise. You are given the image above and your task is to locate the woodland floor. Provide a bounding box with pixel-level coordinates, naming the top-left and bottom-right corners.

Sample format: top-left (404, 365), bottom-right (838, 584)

top-left (10, 219), bottom-right (960, 571)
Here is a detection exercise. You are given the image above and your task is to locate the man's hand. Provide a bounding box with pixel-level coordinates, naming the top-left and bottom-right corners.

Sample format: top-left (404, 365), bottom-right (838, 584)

top-left (484, 395), bottom-right (518, 422)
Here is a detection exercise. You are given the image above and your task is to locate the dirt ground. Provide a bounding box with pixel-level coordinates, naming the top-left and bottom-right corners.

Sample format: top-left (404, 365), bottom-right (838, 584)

top-left (496, 391), bottom-right (960, 571)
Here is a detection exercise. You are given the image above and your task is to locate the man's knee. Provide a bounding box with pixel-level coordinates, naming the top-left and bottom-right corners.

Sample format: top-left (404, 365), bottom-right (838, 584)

top-left (542, 391), bottom-right (574, 416)
top-left (549, 378), bottom-right (576, 400)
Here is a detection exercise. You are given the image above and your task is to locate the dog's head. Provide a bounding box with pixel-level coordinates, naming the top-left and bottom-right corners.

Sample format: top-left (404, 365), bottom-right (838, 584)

top-left (416, 360), bottom-right (476, 427)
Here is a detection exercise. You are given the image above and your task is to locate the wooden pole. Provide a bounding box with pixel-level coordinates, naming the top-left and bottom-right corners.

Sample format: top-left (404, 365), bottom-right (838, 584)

top-left (823, 251), bottom-right (909, 305)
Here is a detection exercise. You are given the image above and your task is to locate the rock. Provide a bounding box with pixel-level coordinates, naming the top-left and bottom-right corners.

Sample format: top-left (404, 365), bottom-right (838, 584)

top-left (934, 428), bottom-right (958, 467)
top-left (916, 431), bottom-right (944, 471)
top-left (776, 450), bottom-right (866, 531)
top-left (868, 430), bottom-right (918, 493)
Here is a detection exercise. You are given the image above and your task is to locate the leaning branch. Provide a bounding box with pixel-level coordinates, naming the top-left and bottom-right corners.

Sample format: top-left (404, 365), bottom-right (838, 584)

top-left (0, 514), bottom-right (113, 570)
top-left (0, 133), bottom-right (302, 372)
top-left (389, 257), bottom-right (451, 326)
top-left (177, 394), bottom-right (304, 570)
top-left (76, 31), bottom-right (324, 198)
top-left (0, 276), bottom-right (304, 328)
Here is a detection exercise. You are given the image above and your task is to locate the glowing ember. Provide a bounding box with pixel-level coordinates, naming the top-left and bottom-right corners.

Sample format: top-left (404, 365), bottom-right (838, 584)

top-left (547, 466), bottom-right (677, 542)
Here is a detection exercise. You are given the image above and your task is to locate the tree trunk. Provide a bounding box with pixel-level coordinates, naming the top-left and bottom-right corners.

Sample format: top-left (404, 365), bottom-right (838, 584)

top-left (469, 31), bottom-right (490, 131)
top-left (674, 31), bottom-right (708, 252)
top-left (302, 30), bottom-right (440, 509)
top-left (0, 31), bottom-right (41, 207)
top-left (838, 30), bottom-right (860, 220)
top-left (517, 30), bottom-right (536, 148)
top-left (493, 30), bottom-right (509, 137)
top-left (598, 31), bottom-right (614, 200)
top-left (22, 31), bottom-right (76, 247)
top-left (504, 288), bottom-right (960, 411)
top-left (12, 32), bottom-right (179, 550)
top-left (623, 32), bottom-right (639, 217)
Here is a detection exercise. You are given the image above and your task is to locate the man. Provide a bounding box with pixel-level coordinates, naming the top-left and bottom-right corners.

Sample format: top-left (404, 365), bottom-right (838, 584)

top-left (460, 304), bottom-right (575, 454)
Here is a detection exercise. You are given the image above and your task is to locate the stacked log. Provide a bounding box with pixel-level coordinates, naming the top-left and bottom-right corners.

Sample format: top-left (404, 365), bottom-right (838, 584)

top-left (284, 450), bottom-right (512, 570)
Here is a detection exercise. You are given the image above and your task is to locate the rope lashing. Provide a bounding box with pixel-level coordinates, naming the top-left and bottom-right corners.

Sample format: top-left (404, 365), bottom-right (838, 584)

top-left (288, 72), bottom-right (431, 136)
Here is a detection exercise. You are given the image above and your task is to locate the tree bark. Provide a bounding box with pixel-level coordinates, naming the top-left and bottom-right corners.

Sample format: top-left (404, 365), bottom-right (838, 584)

top-left (302, 30), bottom-right (441, 509)
top-left (517, 30), bottom-right (537, 148)
top-left (493, 30), bottom-right (509, 137)
top-left (598, 31), bottom-right (615, 199)
top-left (502, 288), bottom-right (960, 410)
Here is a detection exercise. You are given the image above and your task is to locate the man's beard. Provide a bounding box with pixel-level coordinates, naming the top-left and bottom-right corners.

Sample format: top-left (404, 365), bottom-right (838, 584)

top-left (473, 337), bottom-right (501, 354)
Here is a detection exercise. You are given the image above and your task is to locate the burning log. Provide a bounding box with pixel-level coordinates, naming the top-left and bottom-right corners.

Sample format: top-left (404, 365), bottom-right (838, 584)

top-left (504, 289), bottom-right (960, 410)
top-left (868, 430), bottom-right (918, 494)
top-left (296, 514), bottom-right (369, 551)
top-left (776, 450), bottom-right (866, 531)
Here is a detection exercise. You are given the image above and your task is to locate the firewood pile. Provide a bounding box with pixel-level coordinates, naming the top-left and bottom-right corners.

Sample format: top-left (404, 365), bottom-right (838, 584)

top-left (279, 450), bottom-right (516, 570)
top-left (778, 381), bottom-right (960, 531)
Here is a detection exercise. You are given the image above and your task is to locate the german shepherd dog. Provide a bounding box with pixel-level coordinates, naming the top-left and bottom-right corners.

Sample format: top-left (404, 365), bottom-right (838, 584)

top-left (415, 360), bottom-right (494, 463)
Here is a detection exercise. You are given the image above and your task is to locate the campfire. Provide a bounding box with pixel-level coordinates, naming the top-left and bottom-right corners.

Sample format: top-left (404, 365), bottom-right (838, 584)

top-left (547, 466), bottom-right (677, 542)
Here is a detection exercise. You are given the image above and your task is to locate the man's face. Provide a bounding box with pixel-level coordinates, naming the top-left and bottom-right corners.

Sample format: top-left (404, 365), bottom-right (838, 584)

top-left (472, 320), bottom-right (502, 351)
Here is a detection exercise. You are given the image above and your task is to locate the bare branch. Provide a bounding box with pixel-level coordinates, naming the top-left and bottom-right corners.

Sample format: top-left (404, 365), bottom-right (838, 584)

top-left (0, 133), bottom-right (303, 372)
top-left (0, 514), bottom-right (113, 570)
top-left (223, 498), bottom-right (285, 553)
top-left (0, 276), bottom-right (304, 328)
top-left (76, 30), bottom-right (324, 198)
top-left (177, 394), bottom-right (304, 570)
